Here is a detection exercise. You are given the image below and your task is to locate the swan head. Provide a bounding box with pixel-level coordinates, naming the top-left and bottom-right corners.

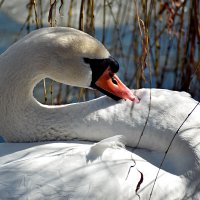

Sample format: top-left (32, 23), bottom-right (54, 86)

top-left (20, 27), bottom-right (139, 102)
top-left (83, 57), bottom-right (139, 102)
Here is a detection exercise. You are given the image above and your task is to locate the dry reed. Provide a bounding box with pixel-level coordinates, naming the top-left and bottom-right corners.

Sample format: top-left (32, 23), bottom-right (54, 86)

top-left (10, 0), bottom-right (199, 104)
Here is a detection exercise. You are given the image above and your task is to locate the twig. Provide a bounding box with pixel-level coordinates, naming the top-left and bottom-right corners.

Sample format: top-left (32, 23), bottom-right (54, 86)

top-left (125, 165), bottom-right (136, 180)
top-left (48, 0), bottom-right (57, 26)
top-left (135, 89), bottom-right (151, 149)
top-left (125, 154), bottom-right (136, 180)
top-left (135, 169), bottom-right (144, 200)
top-left (149, 101), bottom-right (200, 200)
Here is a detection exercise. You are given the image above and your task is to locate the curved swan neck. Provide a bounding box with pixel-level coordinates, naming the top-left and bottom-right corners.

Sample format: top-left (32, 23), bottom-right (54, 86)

top-left (0, 27), bottom-right (111, 98)
top-left (1, 28), bottom-right (200, 172)
top-left (0, 27), bottom-right (108, 141)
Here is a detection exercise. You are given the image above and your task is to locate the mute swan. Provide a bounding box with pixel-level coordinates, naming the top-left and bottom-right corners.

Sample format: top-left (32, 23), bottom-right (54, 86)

top-left (0, 27), bottom-right (200, 200)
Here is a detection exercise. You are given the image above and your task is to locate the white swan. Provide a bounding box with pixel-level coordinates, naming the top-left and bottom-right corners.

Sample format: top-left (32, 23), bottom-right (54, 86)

top-left (0, 27), bottom-right (200, 200)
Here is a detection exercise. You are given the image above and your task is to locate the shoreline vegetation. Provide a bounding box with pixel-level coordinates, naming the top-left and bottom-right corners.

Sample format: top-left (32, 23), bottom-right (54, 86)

top-left (0, 0), bottom-right (199, 104)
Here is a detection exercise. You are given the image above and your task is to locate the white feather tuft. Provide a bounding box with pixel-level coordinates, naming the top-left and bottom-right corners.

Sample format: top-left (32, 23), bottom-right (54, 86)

top-left (86, 135), bottom-right (127, 162)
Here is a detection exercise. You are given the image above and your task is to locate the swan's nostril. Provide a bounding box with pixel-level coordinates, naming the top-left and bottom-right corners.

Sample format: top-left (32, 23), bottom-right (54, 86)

top-left (112, 77), bottom-right (118, 85)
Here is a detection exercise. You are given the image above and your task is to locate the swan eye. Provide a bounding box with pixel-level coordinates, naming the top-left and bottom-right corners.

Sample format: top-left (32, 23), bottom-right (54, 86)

top-left (112, 77), bottom-right (118, 85)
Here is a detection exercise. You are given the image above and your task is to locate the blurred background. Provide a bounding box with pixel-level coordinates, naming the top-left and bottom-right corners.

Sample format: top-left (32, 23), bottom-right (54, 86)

top-left (0, 0), bottom-right (199, 105)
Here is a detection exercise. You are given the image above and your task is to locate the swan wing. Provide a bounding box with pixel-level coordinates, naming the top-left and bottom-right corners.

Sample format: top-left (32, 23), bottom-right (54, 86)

top-left (1, 136), bottom-right (199, 200)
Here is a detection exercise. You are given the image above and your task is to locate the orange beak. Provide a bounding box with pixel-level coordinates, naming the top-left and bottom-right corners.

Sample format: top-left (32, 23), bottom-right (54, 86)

top-left (95, 67), bottom-right (140, 103)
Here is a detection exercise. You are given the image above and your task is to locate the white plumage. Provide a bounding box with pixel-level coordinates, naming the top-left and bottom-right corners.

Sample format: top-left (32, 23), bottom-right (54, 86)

top-left (0, 27), bottom-right (200, 199)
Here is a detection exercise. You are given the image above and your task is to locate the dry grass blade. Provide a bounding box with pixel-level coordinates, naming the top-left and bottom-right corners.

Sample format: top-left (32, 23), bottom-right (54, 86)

top-left (0, 0), bottom-right (4, 8)
top-left (32, 0), bottom-right (39, 29)
top-left (135, 169), bottom-right (144, 200)
top-left (133, 0), bottom-right (152, 150)
top-left (50, 80), bottom-right (54, 105)
top-left (134, 0), bottom-right (148, 88)
top-left (138, 19), bottom-right (148, 83)
top-left (86, 0), bottom-right (95, 36)
top-left (59, 0), bottom-right (64, 14)
top-left (56, 83), bottom-right (63, 105)
top-left (79, 0), bottom-right (85, 31)
top-left (149, 101), bottom-right (200, 200)
top-left (48, 0), bottom-right (57, 26)
top-left (67, 0), bottom-right (74, 27)
top-left (101, 0), bottom-right (106, 44)
top-left (16, 0), bottom-right (199, 103)
top-left (43, 79), bottom-right (47, 104)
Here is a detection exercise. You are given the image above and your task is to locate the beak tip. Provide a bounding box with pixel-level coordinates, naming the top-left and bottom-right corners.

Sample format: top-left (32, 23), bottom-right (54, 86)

top-left (125, 92), bottom-right (140, 103)
top-left (134, 98), bottom-right (140, 103)
top-left (130, 97), bottom-right (140, 103)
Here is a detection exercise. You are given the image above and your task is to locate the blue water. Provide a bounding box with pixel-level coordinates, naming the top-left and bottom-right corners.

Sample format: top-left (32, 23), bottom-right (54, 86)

top-left (0, 136), bottom-right (4, 143)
